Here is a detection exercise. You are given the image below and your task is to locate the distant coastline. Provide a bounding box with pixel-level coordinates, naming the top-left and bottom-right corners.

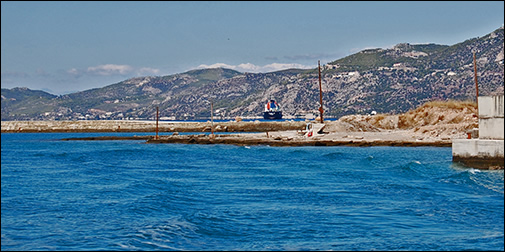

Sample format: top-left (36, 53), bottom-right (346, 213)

top-left (1, 100), bottom-right (480, 149)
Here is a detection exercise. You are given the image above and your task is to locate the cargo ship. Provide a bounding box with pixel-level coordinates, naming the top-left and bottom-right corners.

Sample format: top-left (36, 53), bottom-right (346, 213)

top-left (263, 99), bottom-right (282, 120)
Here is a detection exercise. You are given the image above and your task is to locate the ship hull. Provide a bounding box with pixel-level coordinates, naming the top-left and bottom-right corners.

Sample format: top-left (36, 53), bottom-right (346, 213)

top-left (263, 111), bottom-right (282, 120)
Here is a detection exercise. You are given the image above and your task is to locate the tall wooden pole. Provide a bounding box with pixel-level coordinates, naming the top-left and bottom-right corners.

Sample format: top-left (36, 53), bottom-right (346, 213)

top-left (156, 106), bottom-right (159, 140)
top-left (318, 60), bottom-right (324, 123)
top-left (473, 51), bottom-right (479, 109)
top-left (210, 100), bottom-right (214, 136)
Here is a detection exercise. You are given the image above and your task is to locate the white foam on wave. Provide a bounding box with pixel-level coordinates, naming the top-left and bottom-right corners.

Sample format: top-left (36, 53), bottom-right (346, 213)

top-left (469, 168), bottom-right (481, 174)
top-left (468, 169), bottom-right (504, 193)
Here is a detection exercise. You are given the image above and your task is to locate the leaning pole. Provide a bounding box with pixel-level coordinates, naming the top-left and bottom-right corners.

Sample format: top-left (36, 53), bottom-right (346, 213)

top-left (318, 60), bottom-right (324, 123)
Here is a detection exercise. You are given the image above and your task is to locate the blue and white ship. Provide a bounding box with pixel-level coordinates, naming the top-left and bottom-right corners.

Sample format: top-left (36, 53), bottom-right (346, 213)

top-left (263, 99), bottom-right (282, 120)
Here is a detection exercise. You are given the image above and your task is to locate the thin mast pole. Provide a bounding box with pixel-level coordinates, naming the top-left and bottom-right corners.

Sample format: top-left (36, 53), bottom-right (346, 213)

top-left (473, 51), bottom-right (479, 109)
top-left (318, 60), bottom-right (324, 123)
top-left (210, 100), bottom-right (214, 136)
top-left (156, 106), bottom-right (159, 140)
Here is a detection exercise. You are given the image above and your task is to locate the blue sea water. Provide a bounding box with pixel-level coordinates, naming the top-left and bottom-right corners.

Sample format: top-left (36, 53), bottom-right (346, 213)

top-left (1, 132), bottom-right (503, 251)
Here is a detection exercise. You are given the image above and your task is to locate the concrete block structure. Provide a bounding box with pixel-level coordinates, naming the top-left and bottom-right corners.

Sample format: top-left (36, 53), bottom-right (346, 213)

top-left (477, 95), bottom-right (504, 140)
top-left (452, 95), bottom-right (504, 169)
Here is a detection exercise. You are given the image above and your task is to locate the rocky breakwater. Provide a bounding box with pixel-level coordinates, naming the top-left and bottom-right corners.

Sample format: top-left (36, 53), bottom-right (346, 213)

top-left (5, 100), bottom-right (480, 149)
top-left (146, 130), bottom-right (452, 147)
top-left (1, 120), bottom-right (306, 133)
top-left (146, 100), bottom-right (477, 147)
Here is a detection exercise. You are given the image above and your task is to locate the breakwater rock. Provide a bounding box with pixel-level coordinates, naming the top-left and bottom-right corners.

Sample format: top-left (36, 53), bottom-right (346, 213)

top-left (1, 120), bottom-right (306, 133)
top-left (147, 134), bottom-right (451, 147)
top-left (145, 132), bottom-right (452, 147)
top-left (56, 131), bottom-right (451, 147)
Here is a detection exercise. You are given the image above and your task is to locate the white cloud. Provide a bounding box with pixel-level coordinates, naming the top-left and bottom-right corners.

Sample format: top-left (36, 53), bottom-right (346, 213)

top-left (68, 64), bottom-right (160, 77)
top-left (196, 62), bottom-right (313, 73)
top-left (262, 63), bottom-right (313, 72)
top-left (197, 63), bottom-right (235, 69)
top-left (87, 64), bottom-right (134, 76)
top-left (237, 63), bottom-right (262, 72)
top-left (137, 67), bottom-right (160, 75)
top-left (67, 68), bottom-right (79, 75)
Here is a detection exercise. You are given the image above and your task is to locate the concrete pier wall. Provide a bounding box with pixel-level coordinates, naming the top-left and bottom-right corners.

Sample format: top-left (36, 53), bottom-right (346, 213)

top-left (452, 95), bottom-right (504, 169)
top-left (478, 95), bottom-right (504, 140)
top-left (452, 139), bottom-right (504, 158)
top-left (452, 140), bottom-right (504, 170)
top-left (479, 118), bottom-right (504, 140)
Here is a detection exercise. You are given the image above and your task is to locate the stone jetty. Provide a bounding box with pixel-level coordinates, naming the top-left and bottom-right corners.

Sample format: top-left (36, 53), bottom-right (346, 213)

top-left (1, 120), bottom-right (305, 133)
top-left (146, 130), bottom-right (452, 147)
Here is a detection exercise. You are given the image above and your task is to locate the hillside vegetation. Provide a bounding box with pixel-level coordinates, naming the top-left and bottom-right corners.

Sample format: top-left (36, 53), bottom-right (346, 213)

top-left (2, 27), bottom-right (503, 121)
top-left (329, 100), bottom-right (478, 139)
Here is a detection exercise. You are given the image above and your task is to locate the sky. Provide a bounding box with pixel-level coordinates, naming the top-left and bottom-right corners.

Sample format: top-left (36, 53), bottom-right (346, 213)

top-left (1, 1), bottom-right (504, 95)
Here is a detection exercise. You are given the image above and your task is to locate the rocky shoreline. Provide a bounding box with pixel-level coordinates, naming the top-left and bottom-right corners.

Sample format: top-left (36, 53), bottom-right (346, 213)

top-left (3, 119), bottom-right (458, 147)
top-left (58, 131), bottom-right (452, 147)
top-left (2, 98), bottom-right (476, 148)
top-left (145, 131), bottom-right (452, 147)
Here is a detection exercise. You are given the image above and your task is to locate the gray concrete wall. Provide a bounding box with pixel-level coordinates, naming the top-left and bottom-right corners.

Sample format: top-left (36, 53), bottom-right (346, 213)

top-left (452, 95), bottom-right (504, 169)
top-left (452, 139), bottom-right (504, 169)
top-left (452, 139), bottom-right (504, 158)
top-left (479, 118), bottom-right (504, 140)
top-left (478, 95), bottom-right (504, 140)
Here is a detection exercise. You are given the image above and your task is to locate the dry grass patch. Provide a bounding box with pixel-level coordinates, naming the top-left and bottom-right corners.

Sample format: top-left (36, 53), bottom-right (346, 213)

top-left (398, 100), bottom-right (477, 129)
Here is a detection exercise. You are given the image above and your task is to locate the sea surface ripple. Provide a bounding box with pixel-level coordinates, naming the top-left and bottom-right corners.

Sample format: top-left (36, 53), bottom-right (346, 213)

top-left (1, 133), bottom-right (503, 251)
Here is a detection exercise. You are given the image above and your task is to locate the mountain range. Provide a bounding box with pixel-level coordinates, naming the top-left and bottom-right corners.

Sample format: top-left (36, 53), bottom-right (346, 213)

top-left (2, 27), bottom-right (503, 121)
